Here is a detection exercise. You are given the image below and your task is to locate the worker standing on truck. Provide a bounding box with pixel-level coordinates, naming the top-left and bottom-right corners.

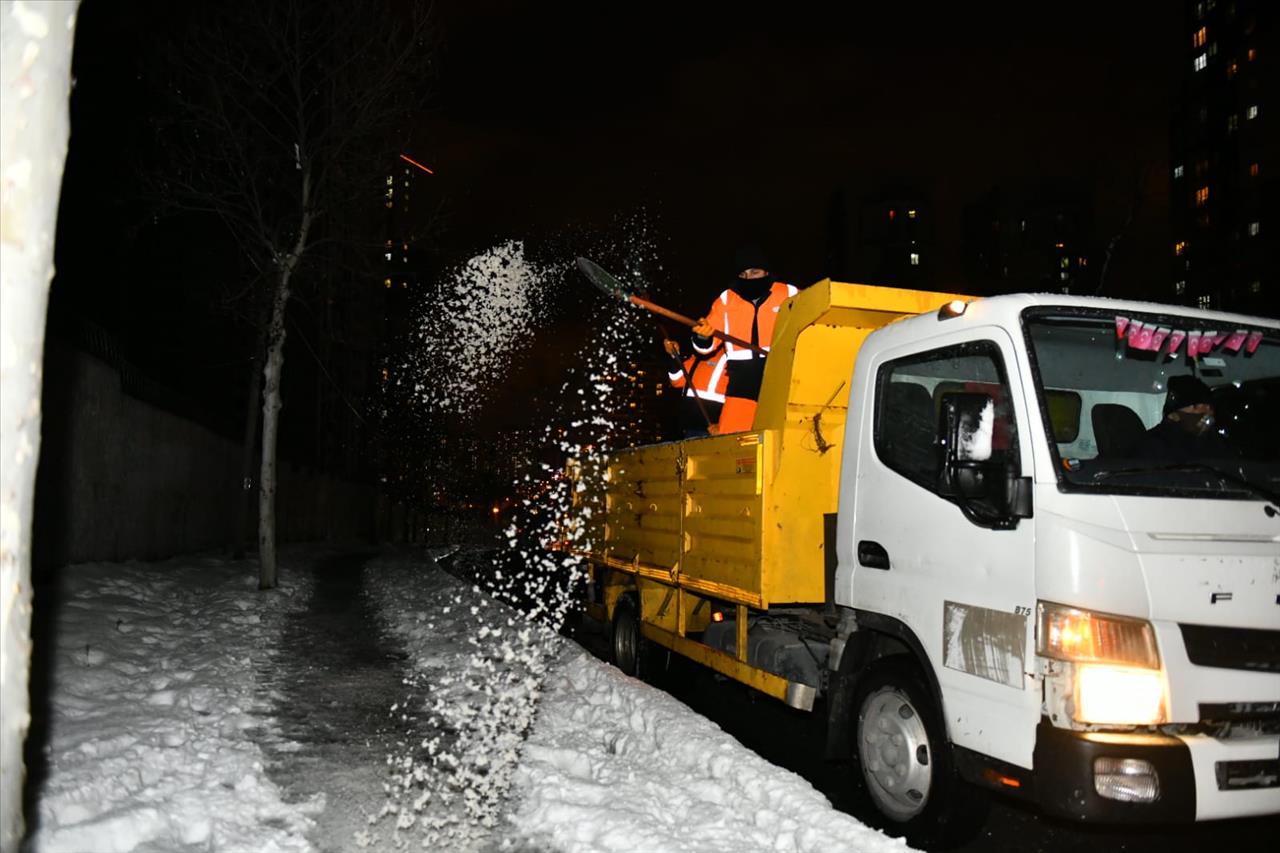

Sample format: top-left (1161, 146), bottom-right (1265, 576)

top-left (690, 245), bottom-right (798, 433)
top-left (663, 338), bottom-right (728, 437)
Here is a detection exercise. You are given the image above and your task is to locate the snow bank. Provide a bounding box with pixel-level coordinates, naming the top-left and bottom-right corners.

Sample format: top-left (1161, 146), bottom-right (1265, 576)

top-left (366, 552), bottom-right (907, 853)
top-left (27, 555), bottom-right (319, 853)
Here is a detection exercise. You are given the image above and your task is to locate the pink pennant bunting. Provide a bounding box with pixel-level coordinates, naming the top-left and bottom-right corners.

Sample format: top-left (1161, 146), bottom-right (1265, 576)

top-left (1126, 321), bottom-right (1146, 348)
top-left (1186, 330), bottom-right (1202, 357)
top-left (1199, 331), bottom-right (1218, 355)
top-left (1245, 331), bottom-right (1263, 354)
top-left (1150, 327), bottom-right (1170, 350)
top-left (1115, 316), bottom-right (1130, 339)
top-left (1166, 330), bottom-right (1186, 354)
top-left (1224, 330), bottom-right (1247, 352)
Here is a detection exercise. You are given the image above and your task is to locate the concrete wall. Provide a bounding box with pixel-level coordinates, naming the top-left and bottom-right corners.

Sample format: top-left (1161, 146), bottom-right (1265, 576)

top-left (32, 341), bottom-right (391, 569)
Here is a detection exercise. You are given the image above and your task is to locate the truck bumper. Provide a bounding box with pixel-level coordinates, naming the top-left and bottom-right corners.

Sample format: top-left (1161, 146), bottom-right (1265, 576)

top-left (1033, 720), bottom-right (1280, 822)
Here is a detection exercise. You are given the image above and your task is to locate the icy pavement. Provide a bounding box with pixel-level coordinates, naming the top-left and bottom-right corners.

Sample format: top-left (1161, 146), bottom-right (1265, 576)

top-left (22, 546), bottom-right (906, 853)
top-left (22, 550), bottom-right (323, 852)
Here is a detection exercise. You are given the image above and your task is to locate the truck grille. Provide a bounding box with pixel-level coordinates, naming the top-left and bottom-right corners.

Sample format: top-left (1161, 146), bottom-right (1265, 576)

top-left (1179, 624), bottom-right (1280, 674)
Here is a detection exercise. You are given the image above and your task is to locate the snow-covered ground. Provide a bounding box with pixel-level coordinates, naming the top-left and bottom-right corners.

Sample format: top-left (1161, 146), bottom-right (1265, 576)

top-left (23, 546), bottom-right (906, 853)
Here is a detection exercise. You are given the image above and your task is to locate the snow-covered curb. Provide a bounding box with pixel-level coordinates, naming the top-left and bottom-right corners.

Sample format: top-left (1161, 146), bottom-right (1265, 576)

top-left (27, 554), bottom-right (319, 853)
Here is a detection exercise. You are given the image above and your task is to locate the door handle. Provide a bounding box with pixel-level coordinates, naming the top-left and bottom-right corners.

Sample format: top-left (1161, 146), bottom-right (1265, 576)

top-left (858, 540), bottom-right (890, 570)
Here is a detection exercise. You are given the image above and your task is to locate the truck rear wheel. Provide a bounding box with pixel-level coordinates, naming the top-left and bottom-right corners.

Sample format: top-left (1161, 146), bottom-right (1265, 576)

top-left (609, 597), bottom-right (643, 678)
top-left (851, 657), bottom-right (986, 848)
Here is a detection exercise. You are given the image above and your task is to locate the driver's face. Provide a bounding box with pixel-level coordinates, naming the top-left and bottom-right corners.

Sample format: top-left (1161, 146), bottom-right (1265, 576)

top-left (1171, 403), bottom-right (1214, 435)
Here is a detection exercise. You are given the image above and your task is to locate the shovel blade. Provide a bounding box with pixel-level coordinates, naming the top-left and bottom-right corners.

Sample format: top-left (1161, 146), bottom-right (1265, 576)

top-left (576, 257), bottom-right (636, 301)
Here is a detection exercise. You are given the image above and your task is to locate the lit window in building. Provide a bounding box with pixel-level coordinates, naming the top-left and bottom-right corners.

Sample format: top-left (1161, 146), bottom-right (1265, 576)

top-left (1195, 186), bottom-right (1209, 205)
top-left (1227, 114), bottom-right (1239, 131)
top-left (1227, 60), bottom-right (1238, 77)
top-left (1059, 271), bottom-right (1069, 281)
top-left (1192, 27), bottom-right (1206, 47)
top-left (909, 252), bottom-right (920, 266)
top-left (1194, 53), bottom-right (1207, 71)
top-left (908, 209), bottom-right (917, 219)
top-left (1173, 164), bottom-right (1184, 178)
top-left (1174, 240), bottom-right (1186, 256)
top-left (1175, 280), bottom-right (1186, 295)
top-left (1251, 280), bottom-right (1262, 294)
top-left (384, 251), bottom-right (392, 260)
top-left (1246, 105), bottom-right (1258, 119)
top-left (1208, 42), bottom-right (1217, 57)
top-left (1248, 221), bottom-right (1260, 236)
top-left (1249, 162), bottom-right (1259, 177)
top-left (385, 175), bottom-right (392, 186)
top-left (1195, 1), bottom-right (1204, 19)
top-left (888, 209), bottom-right (896, 221)
top-left (1197, 294), bottom-right (1212, 310)
top-left (1060, 256), bottom-right (1070, 268)
top-left (1247, 48), bottom-right (1256, 61)
top-left (1020, 220), bottom-right (1026, 232)
top-left (384, 278), bottom-right (391, 288)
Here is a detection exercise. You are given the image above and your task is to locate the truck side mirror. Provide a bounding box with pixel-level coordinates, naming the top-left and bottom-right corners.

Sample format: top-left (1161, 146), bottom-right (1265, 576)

top-left (938, 392), bottom-right (994, 499)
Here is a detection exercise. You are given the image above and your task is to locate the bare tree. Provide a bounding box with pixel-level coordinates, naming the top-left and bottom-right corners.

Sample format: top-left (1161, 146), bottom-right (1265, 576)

top-left (147, 0), bottom-right (434, 588)
top-left (0, 3), bottom-right (79, 845)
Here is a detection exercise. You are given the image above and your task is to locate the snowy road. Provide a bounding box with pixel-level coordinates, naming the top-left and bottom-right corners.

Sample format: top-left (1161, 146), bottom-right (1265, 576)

top-left (21, 547), bottom-right (907, 852)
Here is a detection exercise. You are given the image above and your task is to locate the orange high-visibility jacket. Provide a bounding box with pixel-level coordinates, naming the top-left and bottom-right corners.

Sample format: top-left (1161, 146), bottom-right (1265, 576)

top-left (692, 281), bottom-right (798, 361)
top-left (668, 350), bottom-right (729, 403)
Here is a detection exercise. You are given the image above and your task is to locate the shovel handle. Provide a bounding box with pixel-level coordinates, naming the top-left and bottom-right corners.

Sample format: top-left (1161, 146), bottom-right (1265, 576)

top-left (628, 295), bottom-right (767, 355)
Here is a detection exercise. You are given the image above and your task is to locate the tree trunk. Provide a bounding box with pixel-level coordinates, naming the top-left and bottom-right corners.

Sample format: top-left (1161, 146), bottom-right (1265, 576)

top-left (0, 2), bottom-right (78, 846)
top-left (258, 183), bottom-right (312, 590)
top-left (257, 278), bottom-right (289, 589)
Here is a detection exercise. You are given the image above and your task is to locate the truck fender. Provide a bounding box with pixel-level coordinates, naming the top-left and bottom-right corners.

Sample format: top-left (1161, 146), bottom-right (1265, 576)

top-left (824, 610), bottom-right (948, 761)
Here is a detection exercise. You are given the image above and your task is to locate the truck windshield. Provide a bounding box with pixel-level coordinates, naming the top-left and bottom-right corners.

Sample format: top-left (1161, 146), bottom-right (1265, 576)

top-left (1022, 307), bottom-right (1280, 502)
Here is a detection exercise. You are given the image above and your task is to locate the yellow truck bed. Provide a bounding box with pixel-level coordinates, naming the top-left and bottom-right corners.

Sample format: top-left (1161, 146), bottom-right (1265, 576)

top-left (577, 279), bottom-right (968, 701)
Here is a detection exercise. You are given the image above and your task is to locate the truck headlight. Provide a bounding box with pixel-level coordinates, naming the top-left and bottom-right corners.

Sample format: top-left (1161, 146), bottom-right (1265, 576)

top-left (1037, 602), bottom-right (1167, 725)
top-left (1075, 664), bottom-right (1167, 725)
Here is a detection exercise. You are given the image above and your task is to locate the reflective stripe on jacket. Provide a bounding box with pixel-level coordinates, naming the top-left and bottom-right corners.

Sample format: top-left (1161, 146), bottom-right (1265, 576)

top-left (668, 351), bottom-right (729, 404)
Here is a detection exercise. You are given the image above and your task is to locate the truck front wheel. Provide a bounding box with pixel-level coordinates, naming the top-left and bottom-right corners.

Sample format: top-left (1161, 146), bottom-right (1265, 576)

top-left (851, 657), bottom-right (986, 847)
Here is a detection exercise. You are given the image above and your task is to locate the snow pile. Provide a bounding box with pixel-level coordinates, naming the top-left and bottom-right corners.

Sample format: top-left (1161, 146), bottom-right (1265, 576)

top-left (365, 555), bottom-right (909, 853)
top-left (406, 239), bottom-right (550, 419)
top-left (365, 551), bottom-right (560, 849)
top-left (513, 646), bottom-right (911, 853)
top-left (26, 556), bottom-right (319, 853)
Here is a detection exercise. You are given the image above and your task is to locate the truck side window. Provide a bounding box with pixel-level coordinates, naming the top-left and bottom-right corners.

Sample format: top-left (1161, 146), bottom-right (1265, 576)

top-left (875, 341), bottom-right (1019, 495)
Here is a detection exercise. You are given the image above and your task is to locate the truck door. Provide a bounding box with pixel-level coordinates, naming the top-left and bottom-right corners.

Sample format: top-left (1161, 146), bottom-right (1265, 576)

top-left (851, 330), bottom-right (1039, 770)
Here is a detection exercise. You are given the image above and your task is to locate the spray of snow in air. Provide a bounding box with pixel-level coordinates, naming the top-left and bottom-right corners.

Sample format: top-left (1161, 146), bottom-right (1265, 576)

top-left (402, 239), bottom-right (548, 420)
top-left (372, 219), bottom-right (667, 848)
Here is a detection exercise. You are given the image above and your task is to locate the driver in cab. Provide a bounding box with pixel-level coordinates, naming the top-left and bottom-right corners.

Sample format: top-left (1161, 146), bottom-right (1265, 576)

top-left (1135, 374), bottom-right (1233, 462)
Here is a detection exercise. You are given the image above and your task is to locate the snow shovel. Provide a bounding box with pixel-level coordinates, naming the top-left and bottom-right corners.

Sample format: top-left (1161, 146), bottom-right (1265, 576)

top-left (575, 257), bottom-right (767, 356)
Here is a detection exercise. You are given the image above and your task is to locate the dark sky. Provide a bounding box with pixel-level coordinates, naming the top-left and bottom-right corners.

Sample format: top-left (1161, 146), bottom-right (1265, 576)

top-left (52, 0), bottom-right (1184, 398)
top-left (415, 1), bottom-right (1180, 309)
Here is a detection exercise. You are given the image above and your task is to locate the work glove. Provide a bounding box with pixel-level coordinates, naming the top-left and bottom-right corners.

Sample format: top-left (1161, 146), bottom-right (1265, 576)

top-left (692, 317), bottom-right (714, 337)
top-left (663, 339), bottom-right (682, 358)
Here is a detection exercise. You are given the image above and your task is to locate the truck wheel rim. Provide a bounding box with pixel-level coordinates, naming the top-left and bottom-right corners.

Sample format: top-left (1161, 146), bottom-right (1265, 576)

top-left (858, 685), bottom-right (932, 821)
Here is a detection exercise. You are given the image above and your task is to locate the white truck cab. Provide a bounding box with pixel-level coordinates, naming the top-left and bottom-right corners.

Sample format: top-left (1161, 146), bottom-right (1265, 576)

top-left (835, 293), bottom-right (1279, 827)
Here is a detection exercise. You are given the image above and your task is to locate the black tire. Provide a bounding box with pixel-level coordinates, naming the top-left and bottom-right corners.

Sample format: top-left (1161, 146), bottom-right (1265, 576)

top-left (849, 656), bottom-right (988, 849)
top-left (609, 596), bottom-right (644, 677)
